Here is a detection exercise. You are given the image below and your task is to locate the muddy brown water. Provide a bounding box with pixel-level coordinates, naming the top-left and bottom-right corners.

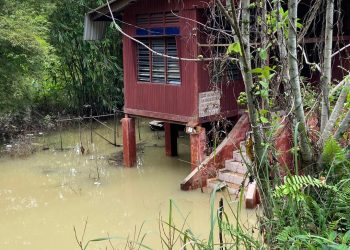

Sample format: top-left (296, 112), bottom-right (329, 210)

top-left (0, 119), bottom-right (257, 249)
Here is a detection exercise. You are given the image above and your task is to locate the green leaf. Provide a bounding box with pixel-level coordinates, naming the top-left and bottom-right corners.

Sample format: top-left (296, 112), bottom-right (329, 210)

top-left (342, 230), bottom-right (350, 244)
top-left (251, 67), bottom-right (264, 74)
top-left (259, 109), bottom-right (269, 115)
top-left (259, 80), bottom-right (269, 89)
top-left (261, 89), bottom-right (269, 98)
top-left (328, 231), bottom-right (337, 241)
top-left (260, 116), bottom-right (269, 124)
top-left (251, 66), bottom-right (275, 80)
top-left (259, 48), bottom-right (268, 61)
top-left (227, 42), bottom-right (242, 56)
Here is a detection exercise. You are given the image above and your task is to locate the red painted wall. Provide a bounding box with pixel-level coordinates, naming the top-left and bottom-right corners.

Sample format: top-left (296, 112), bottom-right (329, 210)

top-left (196, 7), bottom-right (245, 123)
top-left (121, 0), bottom-right (243, 124)
top-left (122, 0), bottom-right (201, 123)
top-left (121, 0), bottom-right (350, 124)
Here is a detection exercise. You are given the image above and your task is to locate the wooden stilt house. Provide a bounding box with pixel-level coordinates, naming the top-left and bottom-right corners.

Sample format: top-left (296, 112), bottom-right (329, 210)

top-left (84, 0), bottom-right (350, 182)
top-left (84, 0), bottom-right (245, 168)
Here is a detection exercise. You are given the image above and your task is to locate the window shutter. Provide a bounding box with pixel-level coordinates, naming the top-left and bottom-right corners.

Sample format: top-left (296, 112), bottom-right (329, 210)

top-left (136, 15), bottom-right (148, 25)
top-left (137, 39), bottom-right (150, 82)
top-left (150, 13), bottom-right (163, 25)
top-left (136, 12), bottom-right (179, 26)
top-left (166, 38), bottom-right (180, 84)
top-left (151, 39), bottom-right (166, 83)
top-left (136, 37), bottom-right (180, 84)
top-left (165, 11), bottom-right (179, 24)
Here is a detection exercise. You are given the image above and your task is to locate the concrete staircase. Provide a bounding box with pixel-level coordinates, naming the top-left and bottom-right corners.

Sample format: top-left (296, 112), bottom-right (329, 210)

top-left (206, 144), bottom-right (259, 209)
top-left (180, 114), bottom-right (251, 191)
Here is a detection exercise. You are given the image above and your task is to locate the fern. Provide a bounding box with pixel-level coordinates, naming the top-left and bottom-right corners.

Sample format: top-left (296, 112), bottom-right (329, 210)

top-left (274, 175), bottom-right (337, 201)
top-left (328, 183), bottom-right (350, 231)
top-left (322, 138), bottom-right (344, 166)
top-left (276, 226), bottom-right (300, 243)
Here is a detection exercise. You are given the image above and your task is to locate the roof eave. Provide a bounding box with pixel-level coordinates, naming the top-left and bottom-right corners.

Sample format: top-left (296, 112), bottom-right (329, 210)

top-left (88, 0), bottom-right (137, 21)
top-left (84, 0), bottom-right (137, 41)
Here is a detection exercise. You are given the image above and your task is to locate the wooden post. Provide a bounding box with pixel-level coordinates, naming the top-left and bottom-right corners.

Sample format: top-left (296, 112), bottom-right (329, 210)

top-left (218, 198), bottom-right (224, 250)
top-left (137, 118), bottom-right (141, 141)
top-left (116, 109), bottom-right (120, 138)
top-left (60, 126), bottom-right (63, 151)
top-left (90, 107), bottom-right (93, 144)
top-left (164, 123), bottom-right (178, 156)
top-left (58, 112), bottom-right (63, 151)
top-left (121, 115), bottom-right (136, 167)
top-left (113, 109), bottom-right (117, 145)
top-left (79, 118), bottom-right (82, 146)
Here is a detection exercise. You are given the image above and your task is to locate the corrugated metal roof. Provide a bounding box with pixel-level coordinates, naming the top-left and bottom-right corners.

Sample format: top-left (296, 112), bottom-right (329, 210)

top-left (84, 15), bottom-right (109, 41)
top-left (84, 0), bottom-right (138, 41)
top-left (87, 0), bottom-right (119, 15)
top-left (88, 0), bottom-right (137, 21)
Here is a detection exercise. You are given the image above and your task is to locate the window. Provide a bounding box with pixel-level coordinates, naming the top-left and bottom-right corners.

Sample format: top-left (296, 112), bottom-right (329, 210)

top-left (211, 59), bottom-right (242, 83)
top-left (137, 37), bottom-right (180, 84)
top-left (227, 62), bottom-right (242, 81)
top-left (137, 40), bottom-right (150, 82)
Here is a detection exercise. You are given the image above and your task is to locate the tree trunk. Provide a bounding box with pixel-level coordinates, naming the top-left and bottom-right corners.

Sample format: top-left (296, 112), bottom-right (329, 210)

top-left (320, 80), bottom-right (350, 143)
top-left (334, 110), bottom-right (350, 140)
top-left (320, 0), bottom-right (334, 132)
top-left (288, 0), bottom-right (313, 163)
top-left (260, 0), bottom-right (270, 110)
top-left (218, 0), bottom-right (271, 218)
top-left (241, 0), bottom-right (272, 219)
top-left (217, 0), bottom-right (265, 163)
top-left (275, 0), bottom-right (292, 107)
top-left (240, 0), bottom-right (265, 163)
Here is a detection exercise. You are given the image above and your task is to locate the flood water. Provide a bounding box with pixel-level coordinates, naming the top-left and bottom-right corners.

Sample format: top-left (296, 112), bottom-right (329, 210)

top-left (0, 119), bottom-right (257, 249)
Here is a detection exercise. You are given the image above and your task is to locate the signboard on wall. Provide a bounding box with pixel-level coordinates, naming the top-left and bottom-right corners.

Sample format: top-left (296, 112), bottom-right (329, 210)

top-left (198, 91), bottom-right (221, 118)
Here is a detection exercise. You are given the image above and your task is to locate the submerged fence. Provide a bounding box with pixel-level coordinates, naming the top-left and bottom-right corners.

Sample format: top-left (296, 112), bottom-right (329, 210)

top-left (56, 109), bottom-right (124, 150)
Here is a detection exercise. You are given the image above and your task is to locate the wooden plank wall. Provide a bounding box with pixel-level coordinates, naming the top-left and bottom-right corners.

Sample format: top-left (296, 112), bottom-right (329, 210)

top-left (122, 0), bottom-right (209, 123)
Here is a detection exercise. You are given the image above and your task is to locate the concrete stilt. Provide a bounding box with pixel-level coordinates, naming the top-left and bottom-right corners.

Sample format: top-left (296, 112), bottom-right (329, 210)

top-left (164, 123), bottom-right (178, 156)
top-left (121, 115), bottom-right (136, 167)
top-left (190, 126), bottom-right (207, 171)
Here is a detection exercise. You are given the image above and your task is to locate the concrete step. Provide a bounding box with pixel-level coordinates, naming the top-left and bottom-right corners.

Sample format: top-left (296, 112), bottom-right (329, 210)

top-left (207, 178), bottom-right (242, 196)
top-left (218, 169), bottom-right (248, 186)
top-left (206, 178), bottom-right (226, 191)
top-left (207, 177), bottom-right (259, 209)
top-left (232, 150), bottom-right (251, 164)
top-left (226, 182), bottom-right (242, 195)
top-left (239, 141), bottom-right (247, 152)
top-left (225, 160), bottom-right (247, 174)
top-left (245, 181), bottom-right (260, 209)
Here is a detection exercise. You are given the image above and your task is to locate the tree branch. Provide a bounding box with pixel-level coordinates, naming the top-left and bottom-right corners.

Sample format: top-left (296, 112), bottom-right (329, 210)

top-left (334, 109), bottom-right (350, 140)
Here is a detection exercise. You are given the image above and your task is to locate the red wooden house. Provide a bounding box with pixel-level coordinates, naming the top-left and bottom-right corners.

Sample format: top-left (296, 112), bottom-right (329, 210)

top-left (84, 0), bottom-right (350, 172)
top-left (84, 0), bottom-right (245, 168)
